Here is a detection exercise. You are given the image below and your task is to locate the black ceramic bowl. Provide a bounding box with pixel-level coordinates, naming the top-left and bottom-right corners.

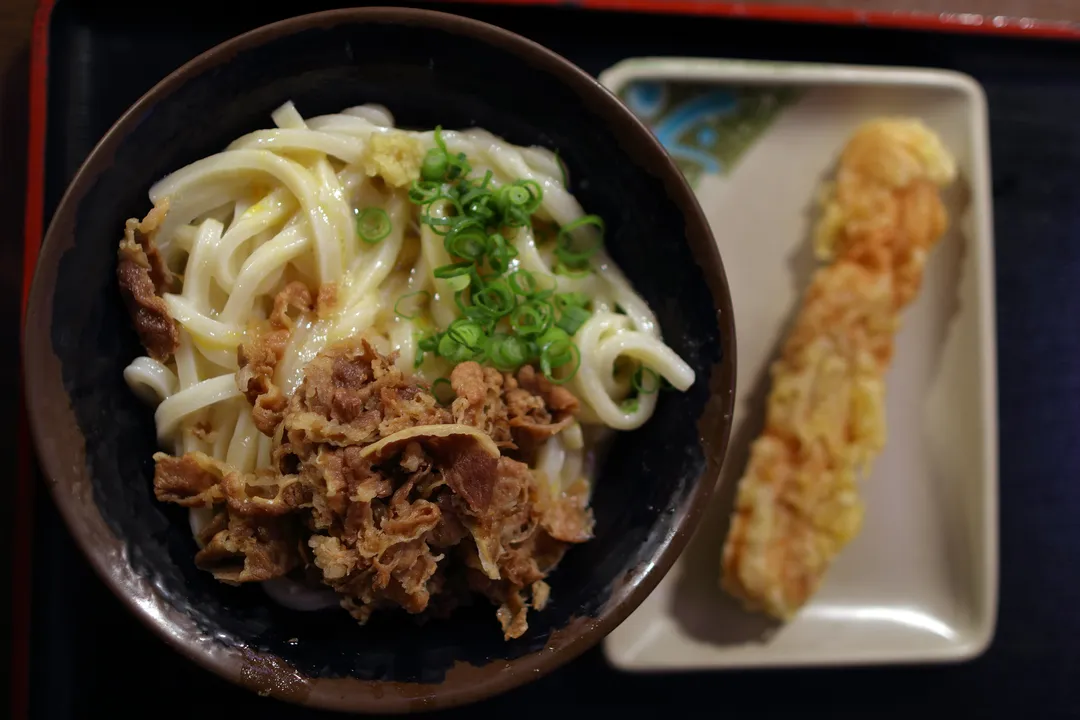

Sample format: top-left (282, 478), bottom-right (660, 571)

top-left (23, 7), bottom-right (735, 713)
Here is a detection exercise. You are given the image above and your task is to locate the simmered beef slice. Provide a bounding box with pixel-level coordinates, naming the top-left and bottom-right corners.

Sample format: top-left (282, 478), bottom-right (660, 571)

top-left (150, 338), bottom-right (592, 638)
top-left (152, 451), bottom-right (226, 507)
top-left (116, 204), bottom-right (178, 361)
top-left (153, 451), bottom-right (305, 584)
top-left (195, 508), bottom-right (299, 584)
top-left (449, 361), bottom-right (584, 462)
top-left (449, 362), bottom-right (512, 447)
top-left (153, 451), bottom-right (306, 517)
top-left (236, 282), bottom-right (314, 435)
top-left (503, 365), bottom-right (580, 458)
top-left (536, 478), bottom-right (595, 544)
top-left (284, 337), bottom-right (450, 447)
top-left (306, 442), bottom-right (445, 618)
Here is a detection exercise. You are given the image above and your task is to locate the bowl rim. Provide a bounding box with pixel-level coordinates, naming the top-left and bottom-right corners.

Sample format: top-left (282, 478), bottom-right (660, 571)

top-left (22, 6), bottom-right (736, 713)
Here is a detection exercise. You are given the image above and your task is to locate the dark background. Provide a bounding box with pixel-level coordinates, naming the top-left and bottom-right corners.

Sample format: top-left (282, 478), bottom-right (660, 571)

top-left (7, 1), bottom-right (1080, 717)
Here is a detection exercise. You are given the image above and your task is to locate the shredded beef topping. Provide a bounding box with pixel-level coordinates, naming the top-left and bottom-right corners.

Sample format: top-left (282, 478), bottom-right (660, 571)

top-left (116, 203), bottom-right (178, 361)
top-left (537, 478), bottom-right (595, 544)
top-left (150, 338), bottom-right (592, 639)
top-left (237, 282), bottom-right (314, 435)
top-left (504, 365), bottom-right (580, 460)
top-left (194, 508), bottom-right (299, 584)
top-left (284, 338), bottom-right (451, 447)
top-left (450, 362), bottom-right (513, 447)
top-left (153, 451), bottom-right (226, 507)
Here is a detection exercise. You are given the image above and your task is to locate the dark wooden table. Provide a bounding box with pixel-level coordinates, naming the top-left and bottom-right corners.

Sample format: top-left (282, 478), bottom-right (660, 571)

top-left (2, 2), bottom-right (35, 715)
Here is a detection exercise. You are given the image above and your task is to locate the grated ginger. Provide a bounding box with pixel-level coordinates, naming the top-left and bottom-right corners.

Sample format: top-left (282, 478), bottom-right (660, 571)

top-left (362, 132), bottom-right (423, 188)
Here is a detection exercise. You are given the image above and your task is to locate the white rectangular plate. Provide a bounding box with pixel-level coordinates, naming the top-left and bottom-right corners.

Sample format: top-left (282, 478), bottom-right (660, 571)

top-left (598, 58), bottom-right (998, 670)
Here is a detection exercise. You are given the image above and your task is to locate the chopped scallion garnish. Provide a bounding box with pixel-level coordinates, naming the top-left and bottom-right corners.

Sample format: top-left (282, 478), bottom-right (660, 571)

top-left (554, 214), bottom-right (604, 270)
top-left (405, 135), bottom-right (607, 382)
top-left (357, 207), bottom-right (391, 243)
top-left (431, 378), bottom-right (456, 405)
top-left (394, 290), bottom-right (430, 320)
top-left (555, 305), bottom-right (590, 336)
top-left (632, 365), bottom-right (661, 394)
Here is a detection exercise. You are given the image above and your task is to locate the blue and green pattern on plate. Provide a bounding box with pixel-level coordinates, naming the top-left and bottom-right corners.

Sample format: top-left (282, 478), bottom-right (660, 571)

top-left (620, 81), bottom-right (800, 187)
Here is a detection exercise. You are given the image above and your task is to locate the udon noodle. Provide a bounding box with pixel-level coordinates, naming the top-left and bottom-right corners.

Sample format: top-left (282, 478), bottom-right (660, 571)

top-left (120, 102), bottom-right (695, 635)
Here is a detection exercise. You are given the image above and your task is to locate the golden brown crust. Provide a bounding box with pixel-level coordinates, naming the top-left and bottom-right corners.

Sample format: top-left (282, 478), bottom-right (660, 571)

top-left (721, 118), bottom-right (955, 619)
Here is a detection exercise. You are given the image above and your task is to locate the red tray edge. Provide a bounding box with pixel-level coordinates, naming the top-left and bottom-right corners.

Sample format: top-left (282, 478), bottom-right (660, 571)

top-left (13, 0), bottom-right (53, 716)
top-left (444, 0), bottom-right (1080, 38)
top-left (13, 0), bottom-right (1080, 716)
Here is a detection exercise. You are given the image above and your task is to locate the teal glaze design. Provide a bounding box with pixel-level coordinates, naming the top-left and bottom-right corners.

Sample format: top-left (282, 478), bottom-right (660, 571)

top-left (620, 81), bottom-right (800, 187)
top-left (623, 80), bottom-right (668, 121)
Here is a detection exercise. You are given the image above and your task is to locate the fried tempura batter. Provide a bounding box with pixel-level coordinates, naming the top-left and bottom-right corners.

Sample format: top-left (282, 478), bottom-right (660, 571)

top-left (720, 119), bottom-right (957, 619)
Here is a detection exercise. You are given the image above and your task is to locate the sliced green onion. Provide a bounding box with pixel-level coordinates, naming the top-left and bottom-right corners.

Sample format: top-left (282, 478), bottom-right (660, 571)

top-left (448, 152), bottom-right (471, 181)
top-left (473, 279), bottom-right (516, 318)
top-left (419, 212), bottom-right (457, 236)
top-left (357, 207), bottom-right (391, 243)
top-left (508, 269), bottom-right (555, 299)
top-left (632, 366), bottom-right (661, 394)
top-left (536, 325), bottom-right (569, 350)
top-left (486, 234), bottom-right (518, 274)
top-left (508, 269), bottom-right (539, 297)
top-left (434, 261), bottom-right (474, 279)
top-left (539, 334), bottom-right (580, 384)
top-left (506, 185), bottom-right (531, 206)
top-left (415, 332), bottom-right (439, 368)
top-left (432, 378), bottom-right (456, 405)
top-left (394, 290), bottom-right (430, 320)
top-left (405, 137), bottom-right (604, 378)
top-left (437, 334), bottom-right (473, 364)
top-left (555, 305), bottom-right (590, 336)
top-left (446, 319), bottom-right (486, 352)
top-left (555, 214), bottom-right (604, 266)
top-left (510, 301), bottom-right (554, 337)
top-left (444, 220), bottom-right (488, 260)
top-left (621, 398), bottom-right (640, 413)
top-left (507, 206), bottom-right (532, 228)
top-left (408, 180), bottom-right (442, 205)
top-left (487, 333), bottom-right (532, 371)
top-left (430, 127), bottom-right (471, 182)
top-left (514, 179), bottom-right (544, 212)
top-left (554, 292), bottom-right (589, 311)
top-left (421, 149), bottom-right (449, 182)
top-left (459, 183), bottom-right (492, 208)
top-left (446, 274), bottom-right (471, 292)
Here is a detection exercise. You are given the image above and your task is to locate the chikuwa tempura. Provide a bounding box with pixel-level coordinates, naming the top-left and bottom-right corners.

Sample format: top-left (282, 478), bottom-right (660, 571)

top-left (117, 102), bottom-right (695, 639)
top-left (720, 118), bottom-right (957, 620)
